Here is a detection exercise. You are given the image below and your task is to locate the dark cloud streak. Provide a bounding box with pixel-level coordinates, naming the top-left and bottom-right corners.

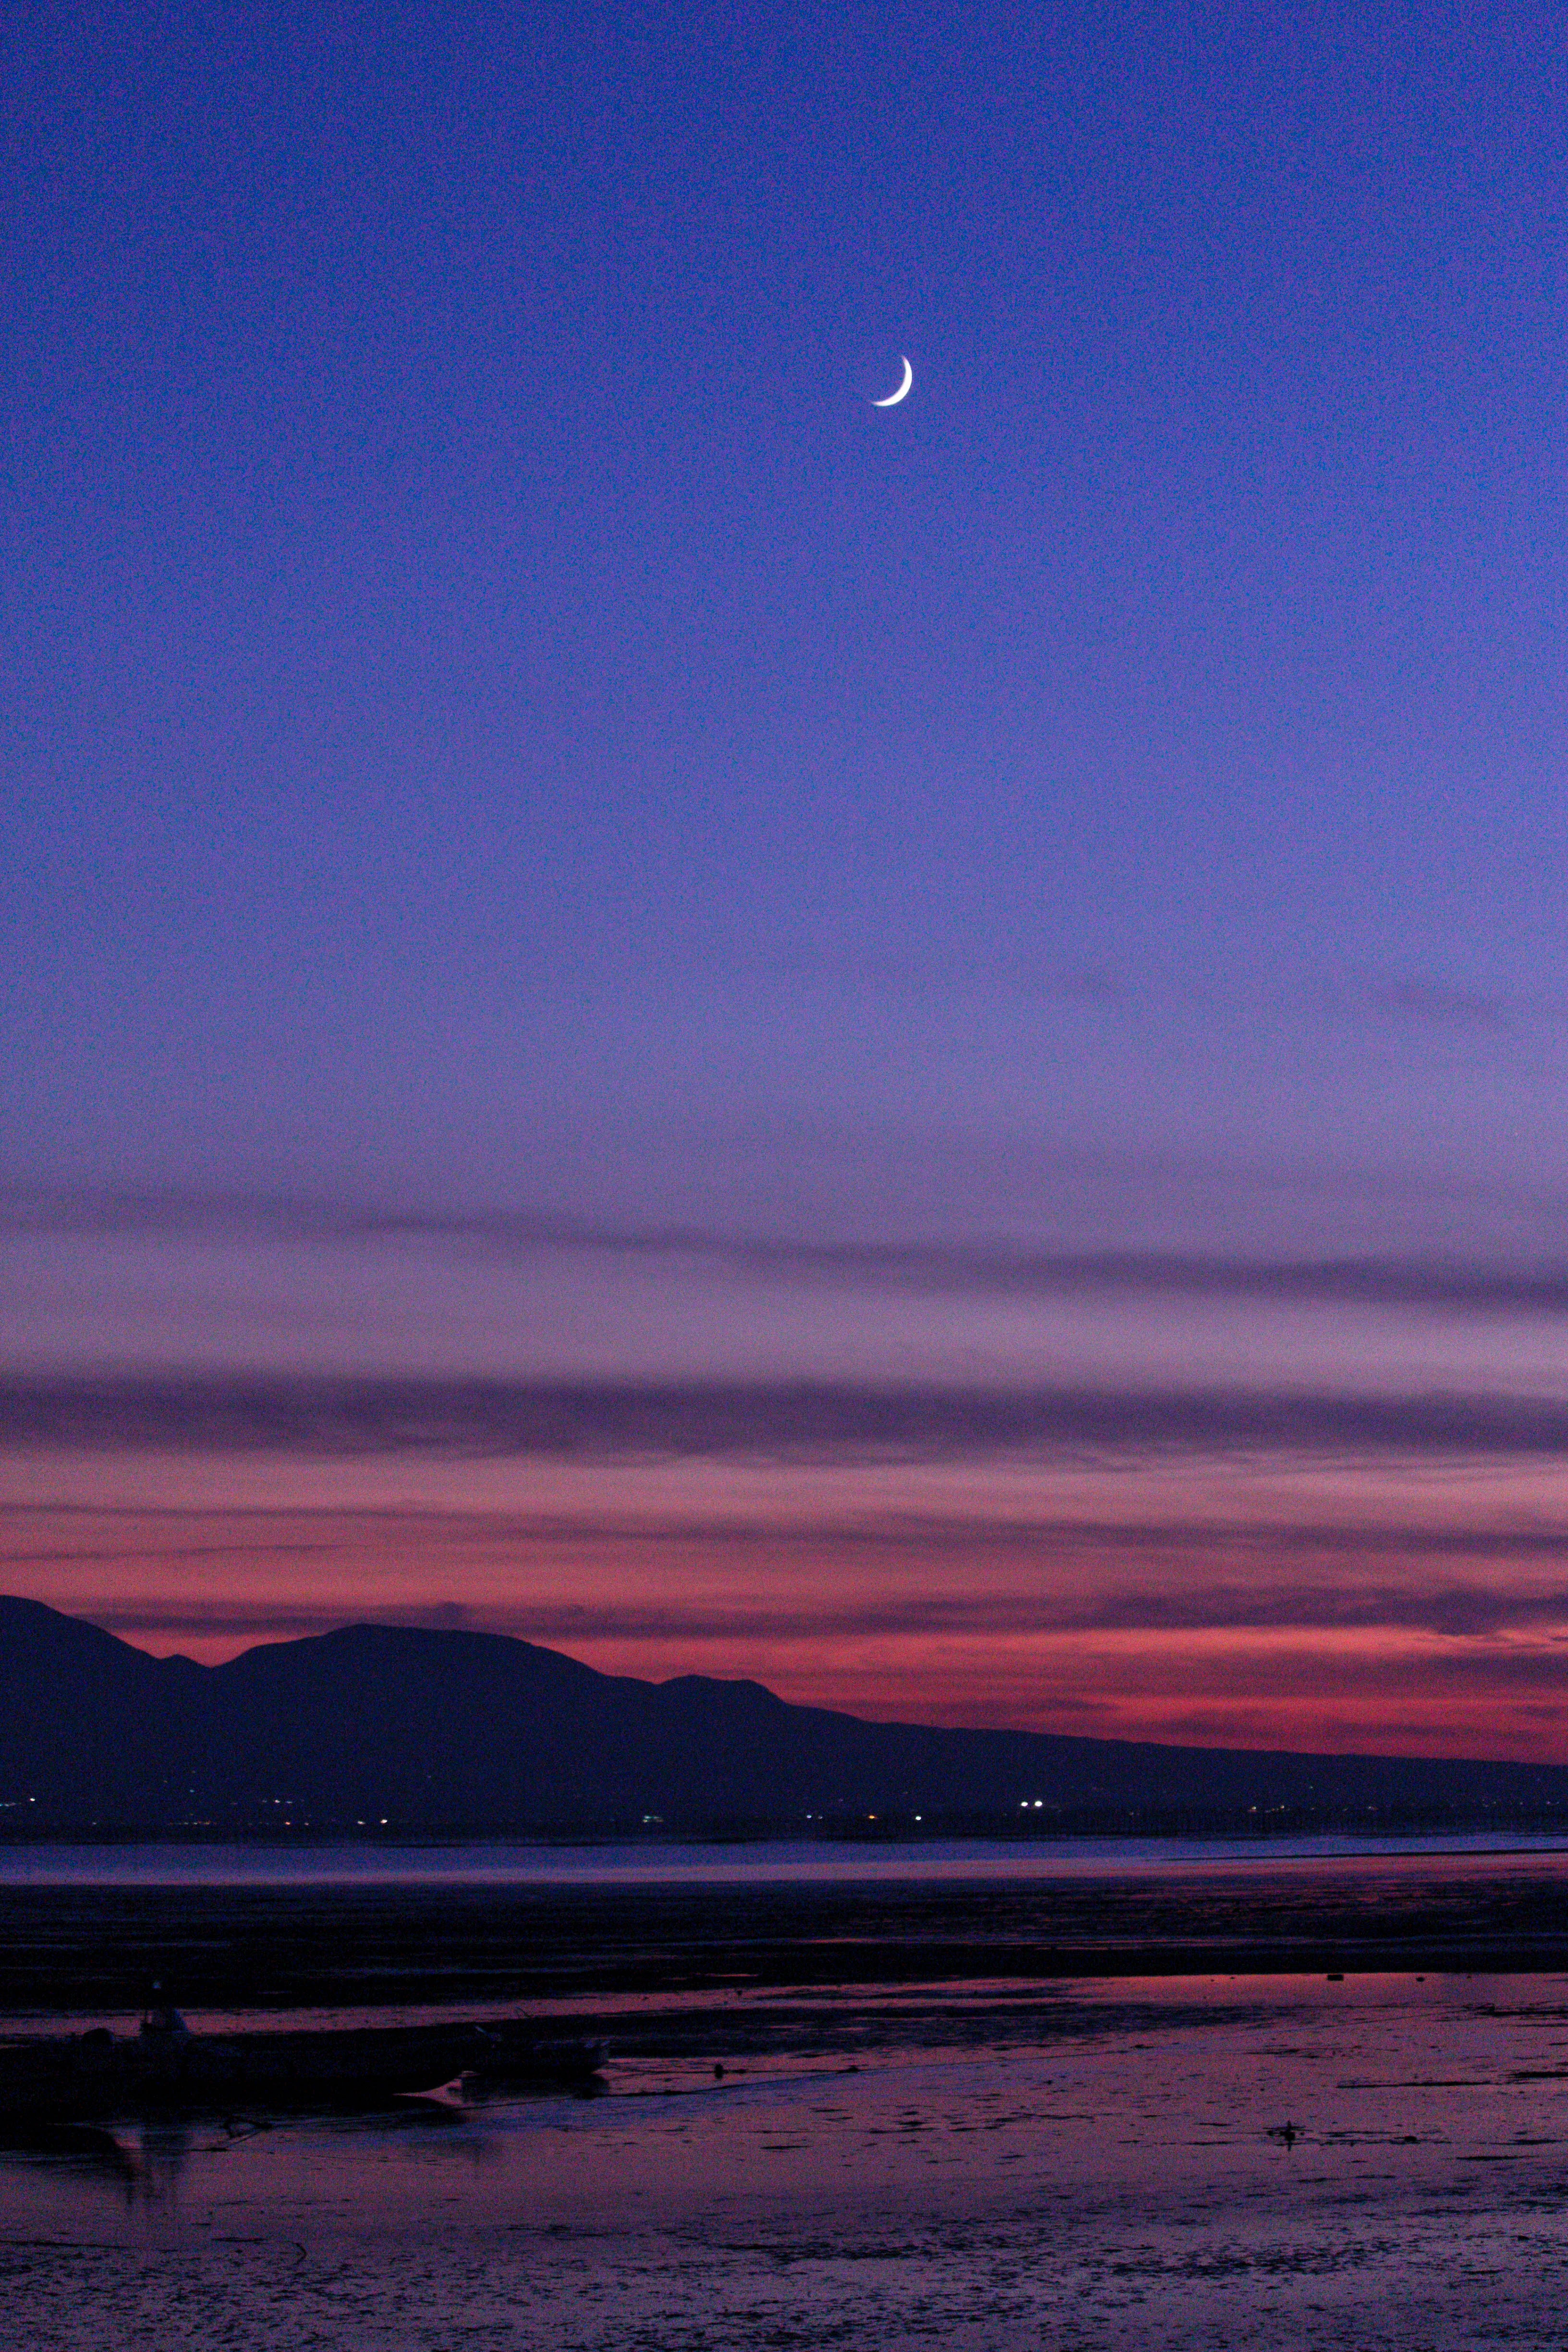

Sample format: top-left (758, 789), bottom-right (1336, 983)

top-left (16, 1503), bottom-right (1568, 1564)
top-left (8, 1184), bottom-right (1568, 1313)
top-left (69, 1580), bottom-right (1568, 1648)
top-left (5, 1374), bottom-right (1568, 1459)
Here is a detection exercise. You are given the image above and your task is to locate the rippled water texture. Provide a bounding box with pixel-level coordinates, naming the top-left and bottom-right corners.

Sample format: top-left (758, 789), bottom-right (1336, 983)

top-left (10, 1975), bottom-right (1568, 2344)
top-left (8, 1851), bottom-right (1568, 2344)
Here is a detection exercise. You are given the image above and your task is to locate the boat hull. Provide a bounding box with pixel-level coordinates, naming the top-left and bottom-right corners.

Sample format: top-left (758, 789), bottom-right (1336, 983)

top-left (0, 2021), bottom-right (607, 2120)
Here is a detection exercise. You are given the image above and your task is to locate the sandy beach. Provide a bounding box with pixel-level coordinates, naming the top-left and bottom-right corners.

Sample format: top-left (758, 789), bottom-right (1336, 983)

top-left (9, 1969), bottom-right (1568, 2347)
top-left (7, 1850), bottom-right (1568, 2345)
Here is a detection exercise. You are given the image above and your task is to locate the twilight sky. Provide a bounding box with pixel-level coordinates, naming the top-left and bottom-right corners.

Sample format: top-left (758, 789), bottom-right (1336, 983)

top-left (4, 0), bottom-right (1567, 1758)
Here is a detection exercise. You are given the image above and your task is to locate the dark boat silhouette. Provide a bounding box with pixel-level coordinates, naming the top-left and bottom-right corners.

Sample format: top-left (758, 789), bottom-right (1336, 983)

top-left (0, 2013), bottom-right (607, 2119)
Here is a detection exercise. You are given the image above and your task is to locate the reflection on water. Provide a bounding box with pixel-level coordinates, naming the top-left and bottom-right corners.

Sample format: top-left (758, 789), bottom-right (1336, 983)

top-left (8, 1829), bottom-right (1568, 1887)
top-left (0, 2115), bottom-right (202, 2209)
top-left (136, 2119), bottom-right (190, 2204)
top-left (6, 1971), bottom-right (1568, 2232)
top-left (0, 2094), bottom-right (497, 2213)
top-left (0, 2119), bottom-right (141, 2197)
top-left (11, 1976), bottom-right (1568, 2345)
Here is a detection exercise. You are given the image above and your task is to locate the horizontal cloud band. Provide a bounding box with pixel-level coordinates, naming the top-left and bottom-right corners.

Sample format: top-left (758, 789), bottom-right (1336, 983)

top-left (9, 1186), bottom-right (1568, 1313)
top-left (6, 1375), bottom-right (1568, 1457)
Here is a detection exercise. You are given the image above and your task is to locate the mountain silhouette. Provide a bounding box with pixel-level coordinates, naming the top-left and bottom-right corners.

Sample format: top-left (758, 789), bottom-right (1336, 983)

top-left (5, 1595), bottom-right (1568, 1831)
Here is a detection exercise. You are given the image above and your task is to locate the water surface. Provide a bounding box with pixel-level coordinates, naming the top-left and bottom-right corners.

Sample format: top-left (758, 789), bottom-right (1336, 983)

top-left (8, 1827), bottom-right (1568, 1886)
top-left (8, 1971), bottom-right (1568, 2347)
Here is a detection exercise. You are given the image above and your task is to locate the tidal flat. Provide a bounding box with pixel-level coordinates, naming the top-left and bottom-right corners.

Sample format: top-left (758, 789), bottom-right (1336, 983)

top-left (6, 1848), bottom-right (1568, 2346)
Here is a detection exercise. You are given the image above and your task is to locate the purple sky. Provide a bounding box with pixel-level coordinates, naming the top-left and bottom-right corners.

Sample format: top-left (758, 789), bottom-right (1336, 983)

top-left (4, 0), bottom-right (1567, 1752)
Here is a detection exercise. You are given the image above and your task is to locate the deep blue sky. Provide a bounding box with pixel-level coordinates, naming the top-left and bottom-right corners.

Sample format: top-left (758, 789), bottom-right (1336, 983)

top-left (6, 0), bottom-right (1565, 1247)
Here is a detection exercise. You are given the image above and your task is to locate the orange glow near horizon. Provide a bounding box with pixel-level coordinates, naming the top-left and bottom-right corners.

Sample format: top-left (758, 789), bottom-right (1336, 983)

top-left (6, 1441), bottom-right (1568, 1762)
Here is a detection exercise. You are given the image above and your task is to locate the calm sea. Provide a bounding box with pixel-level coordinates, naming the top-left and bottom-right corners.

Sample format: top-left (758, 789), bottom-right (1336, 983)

top-left (7, 1828), bottom-right (1568, 1885)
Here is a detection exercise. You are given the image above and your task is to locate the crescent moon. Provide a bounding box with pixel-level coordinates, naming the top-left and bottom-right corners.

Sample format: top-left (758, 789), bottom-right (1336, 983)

top-left (872, 356), bottom-right (913, 407)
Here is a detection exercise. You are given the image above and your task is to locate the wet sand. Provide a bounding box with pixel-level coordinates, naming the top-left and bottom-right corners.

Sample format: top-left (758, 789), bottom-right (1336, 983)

top-left (6, 1846), bottom-right (1568, 2018)
top-left (9, 1972), bottom-right (1568, 2346)
top-left (8, 1854), bottom-right (1568, 2344)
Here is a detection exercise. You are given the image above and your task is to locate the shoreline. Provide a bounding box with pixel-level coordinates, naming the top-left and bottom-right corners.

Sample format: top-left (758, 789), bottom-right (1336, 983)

top-left (3, 1858), bottom-right (1568, 2018)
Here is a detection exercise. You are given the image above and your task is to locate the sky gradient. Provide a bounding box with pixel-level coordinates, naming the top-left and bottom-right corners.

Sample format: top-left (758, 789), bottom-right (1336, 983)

top-left (4, 1), bottom-right (1567, 1758)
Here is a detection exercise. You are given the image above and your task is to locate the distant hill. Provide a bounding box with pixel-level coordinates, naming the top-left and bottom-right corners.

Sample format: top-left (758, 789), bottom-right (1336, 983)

top-left (5, 1595), bottom-right (1568, 1833)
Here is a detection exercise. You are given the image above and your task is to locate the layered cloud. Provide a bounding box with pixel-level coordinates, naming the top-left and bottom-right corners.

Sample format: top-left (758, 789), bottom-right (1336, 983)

top-left (7, 1178), bottom-right (1568, 1759)
top-left (9, 1181), bottom-right (1568, 1312)
top-left (7, 1433), bottom-right (1568, 1756)
top-left (5, 1372), bottom-right (1568, 1457)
